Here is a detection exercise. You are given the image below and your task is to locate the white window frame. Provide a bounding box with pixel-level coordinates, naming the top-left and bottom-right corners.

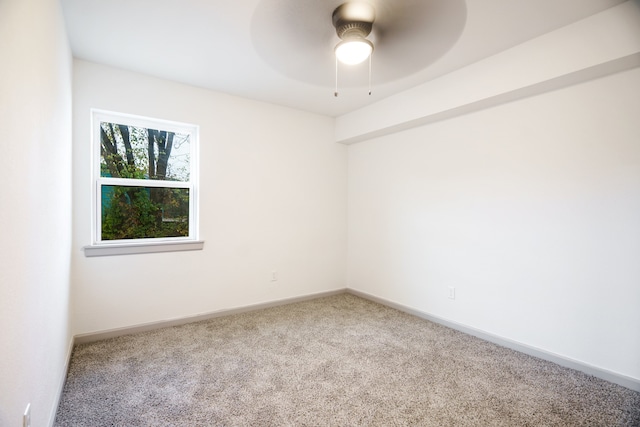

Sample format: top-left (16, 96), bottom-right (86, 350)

top-left (84, 109), bottom-right (203, 257)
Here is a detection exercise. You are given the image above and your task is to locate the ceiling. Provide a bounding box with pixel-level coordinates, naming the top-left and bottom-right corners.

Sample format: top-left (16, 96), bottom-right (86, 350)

top-left (61, 0), bottom-right (625, 117)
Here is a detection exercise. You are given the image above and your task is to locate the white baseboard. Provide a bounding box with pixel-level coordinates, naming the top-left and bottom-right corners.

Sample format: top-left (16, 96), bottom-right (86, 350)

top-left (74, 288), bottom-right (348, 344)
top-left (66, 287), bottom-right (639, 394)
top-left (49, 336), bottom-right (74, 427)
top-left (346, 288), bottom-right (640, 392)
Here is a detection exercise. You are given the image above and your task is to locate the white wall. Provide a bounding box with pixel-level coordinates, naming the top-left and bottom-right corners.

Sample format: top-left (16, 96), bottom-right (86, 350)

top-left (347, 65), bottom-right (640, 381)
top-left (0, 0), bottom-right (73, 426)
top-left (336, 1), bottom-right (640, 144)
top-left (72, 60), bottom-right (347, 335)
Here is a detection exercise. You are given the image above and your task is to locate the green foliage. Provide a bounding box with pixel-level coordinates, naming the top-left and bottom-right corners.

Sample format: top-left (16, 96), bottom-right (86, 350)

top-left (101, 187), bottom-right (189, 240)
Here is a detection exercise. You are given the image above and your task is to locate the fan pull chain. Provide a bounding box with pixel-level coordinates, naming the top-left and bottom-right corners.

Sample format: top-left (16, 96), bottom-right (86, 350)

top-left (368, 53), bottom-right (372, 95)
top-left (334, 56), bottom-right (339, 97)
top-left (333, 55), bottom-right (373, 97)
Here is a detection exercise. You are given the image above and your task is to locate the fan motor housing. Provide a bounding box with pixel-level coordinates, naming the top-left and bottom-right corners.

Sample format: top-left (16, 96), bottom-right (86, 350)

top-left (332, 3), bottom-right (375, 40)
top-left (335, 21), bottom-right (372, 39)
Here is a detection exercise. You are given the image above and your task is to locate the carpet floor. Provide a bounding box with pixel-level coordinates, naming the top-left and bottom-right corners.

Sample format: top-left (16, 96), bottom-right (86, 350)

top-left (55, 293), bottom-right (640, 426)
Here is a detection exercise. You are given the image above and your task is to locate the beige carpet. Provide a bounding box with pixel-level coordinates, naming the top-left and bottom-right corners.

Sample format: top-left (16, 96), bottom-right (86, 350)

top-left (55, 293), bottom-right (640, 426)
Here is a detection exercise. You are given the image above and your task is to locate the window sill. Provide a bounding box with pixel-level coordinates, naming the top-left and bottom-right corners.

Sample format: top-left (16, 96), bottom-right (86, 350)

top-left (83, 240), bottom-right (204, 257)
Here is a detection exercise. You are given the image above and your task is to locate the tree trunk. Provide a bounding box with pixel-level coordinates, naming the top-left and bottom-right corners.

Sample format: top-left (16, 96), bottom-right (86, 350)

top-left (118, 124), bottom-right (135, 168)
top-left (147, 129), bottom-right (156, 179)
top-left (100, 125), bottom-right (123, 177)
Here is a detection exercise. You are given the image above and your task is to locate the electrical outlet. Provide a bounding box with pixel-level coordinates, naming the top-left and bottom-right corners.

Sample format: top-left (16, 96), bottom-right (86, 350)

top-left (271, 271), bottom-right (278, 282)
top-left (448, 287), bottom-right (456, 300)
top-left (23, 403), bottom-right (31, 427)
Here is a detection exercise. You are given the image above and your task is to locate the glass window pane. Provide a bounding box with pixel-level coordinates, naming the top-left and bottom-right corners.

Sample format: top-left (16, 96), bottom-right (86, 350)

top-left (99, 122), bottom-right (190, 182)
top-left (101, 185), bottom-right (190, 240)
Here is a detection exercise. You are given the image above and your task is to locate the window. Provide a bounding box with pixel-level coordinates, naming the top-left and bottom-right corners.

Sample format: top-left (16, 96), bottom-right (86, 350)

top-left (85, 110), bottom-right (202, 256)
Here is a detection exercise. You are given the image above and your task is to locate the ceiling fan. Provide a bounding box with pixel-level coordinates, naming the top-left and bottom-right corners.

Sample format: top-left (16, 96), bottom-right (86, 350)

top-left (331, 2), bottom-right (376, 96)
top-left (251, 0), bottom-right (467, 95)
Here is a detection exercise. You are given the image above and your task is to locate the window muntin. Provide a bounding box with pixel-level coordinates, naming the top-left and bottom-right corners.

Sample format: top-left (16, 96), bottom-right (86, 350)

top-left (92, 110), bottom-right (198, 246)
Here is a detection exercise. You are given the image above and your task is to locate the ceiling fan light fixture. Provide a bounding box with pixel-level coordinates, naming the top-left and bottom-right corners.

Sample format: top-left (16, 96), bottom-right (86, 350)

top-left (335, 38), bottom-right (373, 65)
top-left (331, 2), bottom-right (377, 96)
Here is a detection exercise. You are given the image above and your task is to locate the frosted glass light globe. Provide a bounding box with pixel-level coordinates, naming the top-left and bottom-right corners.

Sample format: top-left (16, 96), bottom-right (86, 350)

top-left (335, 39), bottom-right (373, 65)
